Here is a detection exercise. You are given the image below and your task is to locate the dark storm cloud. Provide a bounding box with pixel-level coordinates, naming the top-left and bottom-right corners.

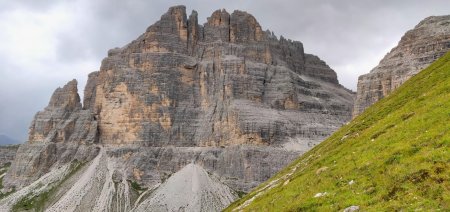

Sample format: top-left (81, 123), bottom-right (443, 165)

top-left (1, 0), bottom-right (449, 142)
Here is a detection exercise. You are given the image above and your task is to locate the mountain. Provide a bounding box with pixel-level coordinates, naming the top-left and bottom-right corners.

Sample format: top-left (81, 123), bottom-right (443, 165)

top-left (0, 135), bottom-right (19, 146)
top-left (227, 51), bottom-right (450, 211)
top-left (0, 5), bottom-right (354, 211)
top-left (353, 15), bottom-right (450, 117)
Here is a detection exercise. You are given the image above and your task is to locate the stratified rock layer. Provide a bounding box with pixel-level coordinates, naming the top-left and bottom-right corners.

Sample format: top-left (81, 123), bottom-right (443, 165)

top-left (3, 5), bottom-right (354, 211)
top-left (3, 80), bottom-right (99, 189)
top-left (353, 15), bottom-right (450, 117)
top-left (79, 5), bottom-right (353, 190)
top-left (84, 6), bottom-right (353, 148)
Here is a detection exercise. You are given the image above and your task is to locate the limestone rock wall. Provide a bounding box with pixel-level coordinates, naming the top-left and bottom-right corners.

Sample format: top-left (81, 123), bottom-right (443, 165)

top-left (88, 7), bottom-right (351, 195)
top-left (353, 15), bottom-right (450, 117)
top-left (84, 5), bottom-right (353, 147)
top-left (4, 5), bottom-right (353, 198)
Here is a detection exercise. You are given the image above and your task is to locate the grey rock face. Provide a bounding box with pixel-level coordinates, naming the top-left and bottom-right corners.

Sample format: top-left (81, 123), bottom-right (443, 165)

top-left (304, 54), bottom-right (339, 84)
top-left (353, 15), bottom-right (450, 117)
top-left (0, 145), bottom-right (19, 168)
top-left (78, 6), bottom-right (353, 193)
top-left (3, 5), bottom-right (354, 210)
top-left (85, 5), bottom-right (353, 148)
top-left (3, 80), bottom-right (99, 189)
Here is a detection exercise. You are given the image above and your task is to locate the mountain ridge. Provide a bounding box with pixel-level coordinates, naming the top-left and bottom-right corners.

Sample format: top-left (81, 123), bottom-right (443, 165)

top-left (1, 5), bottom-right (353, 211)
top-left (353, 15), bottom-right (450, 117)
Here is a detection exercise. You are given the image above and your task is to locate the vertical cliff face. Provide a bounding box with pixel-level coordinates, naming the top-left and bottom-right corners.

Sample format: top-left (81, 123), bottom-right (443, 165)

top-left (353, 15), bottom-right (450, 117)
top-left (84, 6), bottom-right (353, 147)
top-left (2, 6), bottom-right (354, 211)
top-left (3, 80), bottom-right (99, 189)
top-left (28, 80), bottom-right (97, 144)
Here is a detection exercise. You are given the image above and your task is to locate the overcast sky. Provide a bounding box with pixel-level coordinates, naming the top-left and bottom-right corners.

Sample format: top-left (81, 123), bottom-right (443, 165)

top-left (1, 0), bottom-right (449, 142)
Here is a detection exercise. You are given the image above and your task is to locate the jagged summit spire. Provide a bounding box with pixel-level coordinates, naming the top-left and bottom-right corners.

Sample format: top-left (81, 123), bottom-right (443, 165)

top-left (142, 5), bottom-right (265, 45)
top-left (47, 79), bottom-right (81, 112)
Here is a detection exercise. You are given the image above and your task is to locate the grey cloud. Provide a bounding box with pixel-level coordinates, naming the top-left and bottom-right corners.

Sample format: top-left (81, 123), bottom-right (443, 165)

top-left (0, 0), bottom-right (52, 12)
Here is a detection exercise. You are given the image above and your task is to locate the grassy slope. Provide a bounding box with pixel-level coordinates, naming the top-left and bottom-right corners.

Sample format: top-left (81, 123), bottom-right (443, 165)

top-left (226, 52), bottom-right (450, 211)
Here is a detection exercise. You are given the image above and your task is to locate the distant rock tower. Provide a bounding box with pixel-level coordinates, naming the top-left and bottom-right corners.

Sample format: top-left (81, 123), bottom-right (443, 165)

top-left (353, 15), bottom-right (450, 117)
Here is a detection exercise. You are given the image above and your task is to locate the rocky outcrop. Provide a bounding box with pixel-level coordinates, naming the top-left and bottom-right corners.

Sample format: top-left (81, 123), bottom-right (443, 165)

top-left (353, 15), bottom-right (450, 117)
top-left (3, 80), bottom-right (99, 189)
top-left (2, 5), bottom-right (354, 211)
top-left (27, 80), bottom-right (98, 144)
top-left (304, 54), bottom-right (339, 84)
top-left (0, 145), bottom-right (18, 168)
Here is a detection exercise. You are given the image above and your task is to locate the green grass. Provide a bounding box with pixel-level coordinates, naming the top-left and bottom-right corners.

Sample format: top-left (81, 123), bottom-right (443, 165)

top-left (226, 52), bottom-right (450, 211)
top-left (12, 160), bottom-right (86, 212)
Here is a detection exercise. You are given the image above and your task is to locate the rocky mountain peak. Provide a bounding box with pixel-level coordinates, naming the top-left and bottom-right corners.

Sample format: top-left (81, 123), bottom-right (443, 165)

top-left (229, 10), bottom-right (264, 43)
top-left (353, 15), bottom-right (450, 117)
top-left (415, 15), bottom-right (450, 28)
top-left (203, 8), bottom-right (264, 43)
top-left (207, 9), bottom-right (230, 26)
top-left (47, 79), bottom-right (81, 112)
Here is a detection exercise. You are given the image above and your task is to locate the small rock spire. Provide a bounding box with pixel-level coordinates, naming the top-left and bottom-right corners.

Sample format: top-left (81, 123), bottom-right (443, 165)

top-left (47, 79), bottom-right (82, 112)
